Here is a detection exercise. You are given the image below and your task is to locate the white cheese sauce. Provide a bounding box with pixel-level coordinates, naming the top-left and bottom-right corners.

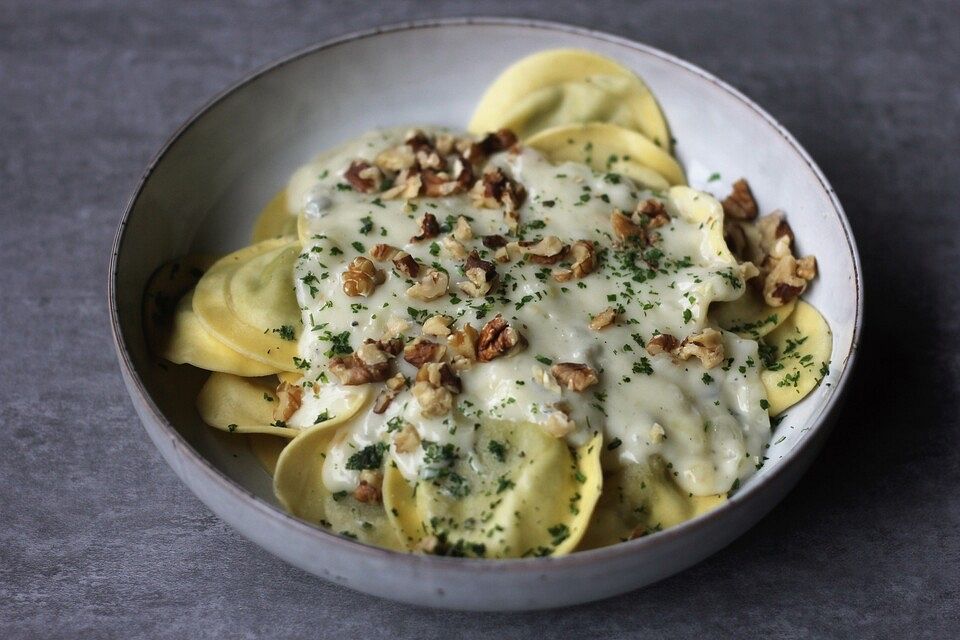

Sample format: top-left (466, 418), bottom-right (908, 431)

top-left (287, 128), bottom-right (770, 498)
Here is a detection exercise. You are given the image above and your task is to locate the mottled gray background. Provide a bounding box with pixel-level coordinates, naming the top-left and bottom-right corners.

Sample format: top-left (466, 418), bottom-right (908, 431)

top-left (1, 0), bottom-right (958, 637)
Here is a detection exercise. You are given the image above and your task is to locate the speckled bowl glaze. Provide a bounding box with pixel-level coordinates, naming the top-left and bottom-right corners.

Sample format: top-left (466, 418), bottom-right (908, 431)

top-left (109, 19), bottom-right (862, 611)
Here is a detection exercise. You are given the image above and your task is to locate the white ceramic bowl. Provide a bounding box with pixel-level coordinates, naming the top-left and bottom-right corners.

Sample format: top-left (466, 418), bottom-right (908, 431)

top-left (109, 18), bottom-right (862, 611)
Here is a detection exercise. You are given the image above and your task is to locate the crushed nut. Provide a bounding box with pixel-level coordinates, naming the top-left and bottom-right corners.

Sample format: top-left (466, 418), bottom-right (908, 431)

top-left (373, 373), bottom-right (408, 414)
top-left (469, 167), bottom-right (526, 211)
top-left (458, 250), bottom-right (498, 297)
top-left (481, 234), bottom-right (508, 249)
top-left (552, 240), bottom-right (596, 282)
top-left (393, 422), bottom-right (420, 453)
top-left (381, 168), bottom-right (423, 200)
top-left (611, 209), bottom-right (645, 244)
top-left (344, 160), bottom-right (385, 193)
top-left (722, 178), bottom-right (759, 220)
top-left (406, 268), bottom-right (449, 301)
top-left (551, 362), bottom-right (599, 392)
top-left (677, 328), bottom-right (726, 369)
top-left (329, 352), bottom-right (391, 385)
top-left (416, 361), bottom-right (462, 393)
top-left (273, 381), bottom-right (302, 422)
top-left (353, 470), bottom-right (383, 503)
top-left (374, 145), bottom-right (416, 172)
top-left (477, 314), bottom-right (526, 362)
top-left (452, 216), bottom-right (474, 242)
top-left (412, 362), bottom-right (461, 418)
top-left (392, 251), bottom-right (420, 278)
top-left (370, 243), bottom-right (400, 261)
top-left (356, 341), bottom-right (389, 366)
top-left (441, 235), bottom-right (469, 259)
top-left (542, 405), bottom-right (576, 438)
top-left (649, 422), bottom-right (666, 443)
top-left (646, 333), bottom-right (682, 357)
top-left (447, 323), bottom-right (479, 370)
top-left (342, 256), bottom-right (385, 297)
top-left (589, 307), bottom-right (617, 331)
top-left (422, 314), bottom-right (453, 337)
top-left (382, 313), bottom-right (411, 340)
top-left (532, 366), bottom-right (562, 394)
top-left (411, 212), bottom-right (440, 242)
top-left (763, 253), bottom-right (816, 306)
top-left (403, 337), bottom-right (447, 368)
top-left (520, 235), bottom-right (568, 264)
top-left (636, 199), bottom-right (671, 228)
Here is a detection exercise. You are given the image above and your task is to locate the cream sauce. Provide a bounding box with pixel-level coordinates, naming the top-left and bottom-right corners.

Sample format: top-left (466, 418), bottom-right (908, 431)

top-left (288, 128), bottom-right (770, 498)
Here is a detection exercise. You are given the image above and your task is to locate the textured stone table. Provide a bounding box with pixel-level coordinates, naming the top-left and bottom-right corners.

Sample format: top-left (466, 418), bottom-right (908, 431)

top-left (2, 1), bottom-right (957, 637)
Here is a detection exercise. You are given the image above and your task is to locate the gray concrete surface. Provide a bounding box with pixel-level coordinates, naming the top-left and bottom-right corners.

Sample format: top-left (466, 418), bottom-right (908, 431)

top-left (1, 0), bottom-right (958, 637)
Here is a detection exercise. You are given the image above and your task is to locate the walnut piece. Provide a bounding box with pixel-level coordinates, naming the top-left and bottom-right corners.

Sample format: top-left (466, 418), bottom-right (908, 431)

top-left (636, 199), bottom-right (671, 228)
top-left (422, 314), bottom-right (453, 337)
top-left (542, 405), bottom-right (576, 438)
top-left (369, 243), bottom-right (400, 261)
top-left (722, 178), bottom-right (759, 220)
top-left (406, 268), bottom-right (449, 301)
top-left (589, 307), bottom-right (617, 331)
top-left (403, 338), bottom-right (447, 368)
top-left (373, 372), bottom-right (408, 414)
top-left (273, 381), bottom-right (302, 422)
top-left (458, 251), bottom-right (498, 297)
top-left (551, 362), bottom-right (599, 392)
top-left (393, 422), bottom-right (420, 453)
top-left (531, 366), bottom-right (562, 394)
top-left (344, 160), bottom-right (385, 193)
top-left (353, 470), bottom-right (383, 503)
top-left (411, 362), bottom-right (461, 418)
top-left (647, 330), bottom-right (724, 369)
top-left (469, 167), bottom-right (526, 212)
top-left (477, 314), bottom-right (526, 362)
top-left (342, 256), bottom-right (385, 297)
top-left (329, 351), bottom-right (391, 385)
top-left (552, 240), bottom-right (596, 282)
top-left (452, 216), bottom-right (474, 242)
top-left (521, 236), bottom-right (568, 265)
top-left (392, 251), bottom-right (420, 278)
top-left (411, 212), bottom-right (440, 242)
top-left (381, 168), bottom-right (423, 200)
top-left (374, 145), bottom-right (416, 172)
top-left (447, 323), bottom-right (479, 370)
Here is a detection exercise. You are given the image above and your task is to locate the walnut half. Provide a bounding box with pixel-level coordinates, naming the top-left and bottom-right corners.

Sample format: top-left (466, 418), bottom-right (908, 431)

top-left (342, 256), bottom-right (385, 297)
top-left (477, 315), bottom-right (526, 362)
top-left (550, 362), bottom-right (599, 392)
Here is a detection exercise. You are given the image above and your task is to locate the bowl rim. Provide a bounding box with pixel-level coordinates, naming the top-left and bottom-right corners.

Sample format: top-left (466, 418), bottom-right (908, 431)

top-left (108, 16), bottom-right (863, 572)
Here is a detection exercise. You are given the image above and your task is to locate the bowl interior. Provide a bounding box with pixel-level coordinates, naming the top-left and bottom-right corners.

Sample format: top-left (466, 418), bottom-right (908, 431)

top-left (114, 21), bottom-right (859, 536)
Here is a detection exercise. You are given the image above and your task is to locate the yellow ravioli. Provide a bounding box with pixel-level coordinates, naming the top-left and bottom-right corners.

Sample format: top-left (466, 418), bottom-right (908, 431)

top-left (713, 289), bottom-right (797, 339)
top-left (526, 122), bottom-right (685, 187)
top-left (192, 238), bottom-right (302, 371)
top-left (469, 49), bottom-right (671, 150)
top-left (760, 300), bottom-right (833, 416)
top-left (383, 424), bottom-right (602, 558)
top-left (274, 422), bottom-right (405, 550)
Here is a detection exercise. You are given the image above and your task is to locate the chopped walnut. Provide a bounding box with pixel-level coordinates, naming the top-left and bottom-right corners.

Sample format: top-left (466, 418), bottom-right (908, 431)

top-left (356, 341), bottom-right (389, 366)
top-left (636, 199), bottom-right (671, 228)
top-left (353, 470), bottom-right (383, 503)
top-left (589, 307), bottom-right (617, 331)
top-left (477, 314), bottom-right (526, 362)
top-left (531, 366), bottom-right (562, 394)
top-left (382, 314), bottom-right (411, 340)
top-left (722, 178), bottom-right (759, 220)
top-left (273, 381), bottom-right (302, 422)
top-left (406, 268), bottom-right (449, 301)
top-left (422, 314), bottom-right (453, 337)
top-left (381, 168), bottom-right (423, 200)
top-left (403, 338), bottom-right (447, 368)
top-left (392, 251), bottom-right (420, 278)
top-left (551, 362), bottom-right (599, 392)
top-left (375, 337), bottom-right (404, 357)
top-left (649, 423), bottom-right (666, 443)
top-left (373, 373), bottom-right (408, 414)
top-left (452, 216), bottom-right (474, 242)
top-left (329, 353), bottom-right (391, 385)
top-left (646, 333), bottom-right (682, 357)
top-left (763, 253), bottom-right (817, 306)
top-left (611, 209), bottom-right (645, 244)
top-left (447, 323), bottom-right (479, 371)
top-left (678, 328), bottom-right (725, 369)
top-left (481, 234), bottom-right (508, 249)
top-left (469, 167), bottom-right (526, 211)
top-left (393, 422), bottom-right (420, 453)
top-left (411, 212), bottom-right (440, 242)
top-left (553, 240), bottom-right (596, 282)
top-left (458, 251), bottom-right (498, 297)
top-left (521, 236), bottom-right (568, 264)
top-left (342, 256), bottom-right (385, 297)
top-left (374, 145), bottom-right (416, 172)
top-left (542, 405), bottom-right (576, 438)
top-left (441, 235), bottom-right (468, 260)
top-left (412, 363), bottom-right (460, 418)
top-left (344, 160), bottom-right (385, 193)
top-left (370, 243), bottom-right (400, 261)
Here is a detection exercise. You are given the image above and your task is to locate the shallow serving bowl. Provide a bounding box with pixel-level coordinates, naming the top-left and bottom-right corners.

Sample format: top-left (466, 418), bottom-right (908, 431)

top-left (109, 18), bottom-right (862, 611)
